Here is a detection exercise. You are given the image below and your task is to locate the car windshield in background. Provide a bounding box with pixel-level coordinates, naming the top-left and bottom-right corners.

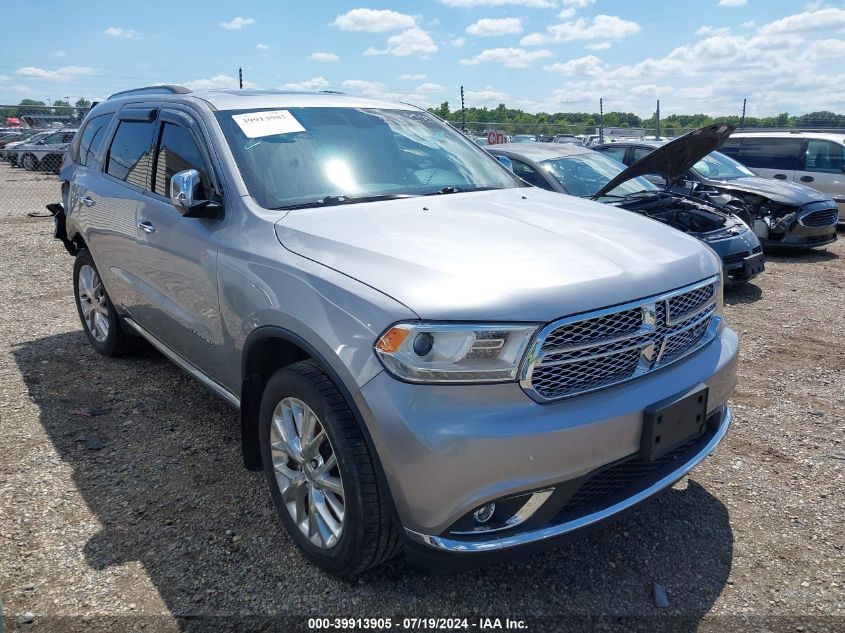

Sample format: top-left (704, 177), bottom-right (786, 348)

top-left (692, 151), bottom-right (755, 180)
top-left (216, 107), bottom-right (519, 210)
top-left (540, 152), bottom-right (659, 198)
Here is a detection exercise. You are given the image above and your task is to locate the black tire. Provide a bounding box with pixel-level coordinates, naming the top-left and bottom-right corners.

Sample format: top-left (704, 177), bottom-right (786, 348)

top-left (73, 249), bottom-right (140, 356)
top-left (21, 153), bottom-right (38, 171)
top-left (259, 360), bottom-right (402, 577)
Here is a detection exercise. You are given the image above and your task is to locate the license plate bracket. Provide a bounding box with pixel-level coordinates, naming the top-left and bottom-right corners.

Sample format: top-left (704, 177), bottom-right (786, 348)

top-left (743, 252), bottom-right (765, 277)
top-left (640, 384), bottom-right (709, 461)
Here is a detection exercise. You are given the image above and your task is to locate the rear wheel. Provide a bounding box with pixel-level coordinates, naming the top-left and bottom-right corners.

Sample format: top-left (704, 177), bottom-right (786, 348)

top-left (73, 249), bottom-right (139, 356)
top-left (259, 360), bottom-right (401, 576)
top-left (21, 154), bottom-right (38, 171)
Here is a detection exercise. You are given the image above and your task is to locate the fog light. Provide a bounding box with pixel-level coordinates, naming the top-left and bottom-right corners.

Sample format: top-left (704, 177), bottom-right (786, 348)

top-left (473, 503), bottom-right (496, 524)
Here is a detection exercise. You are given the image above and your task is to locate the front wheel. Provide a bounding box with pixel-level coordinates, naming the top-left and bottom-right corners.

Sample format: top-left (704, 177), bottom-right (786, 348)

top-left (259, 360), bottom-right (401, 577)
top-left (73, 249), bottom-right (139, 356)
top-left (21, 154), bottom-right (38, 171)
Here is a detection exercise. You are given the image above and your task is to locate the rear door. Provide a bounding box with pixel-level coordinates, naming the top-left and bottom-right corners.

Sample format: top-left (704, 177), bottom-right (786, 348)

top-left (796, 139), bottom-right (845, 215)
top-left (736, 137), bottom-right (802, 182)
top-left (130, 107), bottom-right (227, 374)
top-left (76, 107), bottom-right (157, 310)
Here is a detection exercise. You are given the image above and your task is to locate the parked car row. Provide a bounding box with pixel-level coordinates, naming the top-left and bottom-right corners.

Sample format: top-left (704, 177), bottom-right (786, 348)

top-left (1, 128), bottom-right (77, 173)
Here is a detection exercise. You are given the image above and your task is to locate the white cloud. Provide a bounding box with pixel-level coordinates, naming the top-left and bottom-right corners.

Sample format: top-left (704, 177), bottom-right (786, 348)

top-left (695, 25), bottom-right (731, 36)
top-left (466, 17), bottom-right (523, 36)
top-left (364, 27), bottom-right (438, 57)
top-left (460, 47), bottom-right (553, 68)
top-left (50, 50), bottom-right (67, 58)
top-left (104, 27), bottom-right (140, 39)
top-left (399, 73), bottom-right (427, 80)
top-left (758, 8), bottom-right (845, 35)
top-left (341, 79), bottom-right (387, 95)
top-left (415, 82), bottom-right (446, 92)
top-left (15, 66), bottom-right (96, 81)
top-left (586, 41), bottom-right (611, 50)
top-left (439, 0), bottom-right (556, 7)
top-left (183, 74), bottom-right (256, 90)
top-left (544, 55), bottom-right (604, 75)
top-left (465, 85), bottom-right (510, 102)
top-left (332, 9), bottom-right (416, 32)
top-left (310, 52), bottom-right (339, 62)
top-left (282, 76), bottom-right (330, 91)
top-left (718, 0), bottom-right (747, 6)
top-left (563, 0), bottom-right (595, 7)
top-left (218, 16), bottom-right (255, 30)
top-left (451, 37), bottom-right (467, 46)
top-left (557, 8), bottom-right (576, 19)
top-left (521, 14), bottom-right (641, 45)
top-left (256, 43), bottom-right (269, 50)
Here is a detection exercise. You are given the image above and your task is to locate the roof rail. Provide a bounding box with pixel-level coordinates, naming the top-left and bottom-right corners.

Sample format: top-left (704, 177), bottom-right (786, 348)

top-left (108, 85), bottom-right (192, 100)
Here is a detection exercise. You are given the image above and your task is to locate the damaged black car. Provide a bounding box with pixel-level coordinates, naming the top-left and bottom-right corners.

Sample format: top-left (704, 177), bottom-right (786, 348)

top-left (488, 135), bottom-right (764, 284)
top-left (593, 127), bottom-right (839, 249)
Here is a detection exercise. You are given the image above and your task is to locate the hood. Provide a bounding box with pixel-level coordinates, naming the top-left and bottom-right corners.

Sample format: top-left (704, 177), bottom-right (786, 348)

top-left (274, 188), bottom-right (721, 322)
top-left (705, 176), bottom-right (835, 206)
top-left (594, 123), bottom-right (736, 199)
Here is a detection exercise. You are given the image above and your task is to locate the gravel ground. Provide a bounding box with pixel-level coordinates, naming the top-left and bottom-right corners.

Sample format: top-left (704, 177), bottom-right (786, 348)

top-left (0, 164), bottom-right (843, 632)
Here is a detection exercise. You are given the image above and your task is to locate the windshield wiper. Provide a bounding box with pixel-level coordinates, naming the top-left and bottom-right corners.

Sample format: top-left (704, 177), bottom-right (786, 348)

top-left (596, 190), bottom-right (661, 201)
top-left (421, 186), bottom-right (502, 196)
top-left (274, 193), bottom-right (416, 210)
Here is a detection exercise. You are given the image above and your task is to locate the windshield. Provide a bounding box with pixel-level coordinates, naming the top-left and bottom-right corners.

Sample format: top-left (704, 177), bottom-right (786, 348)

top-left (691, 151), bottom-right (755, 180)
top-left (540, 151), bottom-right (658, 198)
top-left (513, 135), bottom-right (535, 143)
top-left (216, 107), bottom-right (520, 209)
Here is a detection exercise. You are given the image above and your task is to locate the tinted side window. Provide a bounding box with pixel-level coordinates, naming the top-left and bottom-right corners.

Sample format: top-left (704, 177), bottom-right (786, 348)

top-left (719, 138), bottom-right (741, 159)
top-left (75, 114), bottom-right (114, 167)
top-left (738, 138), bottom-right (802, 170)
top-left (632, 147), bottom-right (653, 162)
top-left (595, 146), bottom-right (627, 164)
top-left (803, 139), bottom-right (845, 174)
top-left (106, 120), bottom-right (155, 189)
top-left (42, 132), bottom-right (64, 144)
top-left (510, 158), bottom-right (553, 190)
top-left (152, 123), bottom-right (210, 196)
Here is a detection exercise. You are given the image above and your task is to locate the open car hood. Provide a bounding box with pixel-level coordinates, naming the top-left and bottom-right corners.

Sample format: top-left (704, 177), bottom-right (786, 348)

top-left (593, 123), bottom-right (736, 199)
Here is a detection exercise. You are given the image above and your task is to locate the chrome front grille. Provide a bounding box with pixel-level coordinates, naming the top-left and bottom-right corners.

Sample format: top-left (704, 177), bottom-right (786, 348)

top-left (800, 207), bottom-right (839, 227)
top-left (521, 277), bottom-right (720, 402)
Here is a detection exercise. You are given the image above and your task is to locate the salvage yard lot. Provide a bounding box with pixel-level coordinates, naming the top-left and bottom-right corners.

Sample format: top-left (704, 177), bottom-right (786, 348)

top-left (0, 164), bottom-right (843, 632)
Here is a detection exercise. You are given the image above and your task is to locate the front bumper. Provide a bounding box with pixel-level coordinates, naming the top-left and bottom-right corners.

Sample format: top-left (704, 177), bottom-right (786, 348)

top-left (405, 404), bottom-right (731, 555)
top-left (355, 324), bottom-right (738, 547)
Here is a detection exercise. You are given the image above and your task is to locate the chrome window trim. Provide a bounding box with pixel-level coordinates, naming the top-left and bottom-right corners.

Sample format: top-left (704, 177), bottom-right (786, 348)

top-left (405, 404), bottom-right (732, 553)
top-left (520, 276), bottom-right (720, 403)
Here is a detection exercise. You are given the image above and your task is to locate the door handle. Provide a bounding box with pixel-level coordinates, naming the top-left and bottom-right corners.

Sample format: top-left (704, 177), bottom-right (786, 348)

top-left (80, 195), bottom-right (95, 206)
top-left (773, 174), bottom-right (787, 180)
top-left (137, 220), bottom-right (156, 234)
top-left (800, 176), bottom-right (814, 183)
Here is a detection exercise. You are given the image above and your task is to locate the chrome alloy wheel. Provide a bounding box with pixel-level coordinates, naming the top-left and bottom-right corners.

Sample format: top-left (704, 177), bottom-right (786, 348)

top-left (270, 397), bottom-right (346, 549)
top-left (77, 264), bottom-right (110, 343)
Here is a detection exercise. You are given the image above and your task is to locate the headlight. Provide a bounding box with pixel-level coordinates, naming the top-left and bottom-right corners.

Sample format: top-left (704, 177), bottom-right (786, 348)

top-left (374, 322), bottom-right (538, 383)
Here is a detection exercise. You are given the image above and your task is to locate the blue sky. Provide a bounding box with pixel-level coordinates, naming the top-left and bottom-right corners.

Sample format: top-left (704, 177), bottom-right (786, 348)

top-left (2, 0), bottom-right (845, 116)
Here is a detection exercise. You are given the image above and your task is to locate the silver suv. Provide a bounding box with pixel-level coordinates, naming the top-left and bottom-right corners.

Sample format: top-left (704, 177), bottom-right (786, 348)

top-left (53, 86), bottom-right (738, 576)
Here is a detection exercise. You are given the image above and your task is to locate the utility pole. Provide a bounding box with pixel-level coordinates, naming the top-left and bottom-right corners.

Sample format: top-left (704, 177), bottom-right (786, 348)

top-left (239, 67), bottom-right (243, 90)
top-left (740, 98), bottom-right (747, 128)
top-left (460, 85), bottom-right (466, 132)
top-left (599, 98), bottom-right (604, 143)
top-left (656, 99), bottom-right (660, 140)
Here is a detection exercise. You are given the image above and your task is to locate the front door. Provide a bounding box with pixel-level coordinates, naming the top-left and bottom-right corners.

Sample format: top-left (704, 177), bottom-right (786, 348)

top-left (796, 139), bottom-right (845, 216)
top-left (130, 108), bottom-right (227, 377)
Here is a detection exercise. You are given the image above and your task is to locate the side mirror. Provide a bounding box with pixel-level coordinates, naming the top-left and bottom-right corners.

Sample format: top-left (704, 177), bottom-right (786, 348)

top-left (170, 169), bottom-right (221, 218)
top-left (496, 155), bottom-right (514, 172)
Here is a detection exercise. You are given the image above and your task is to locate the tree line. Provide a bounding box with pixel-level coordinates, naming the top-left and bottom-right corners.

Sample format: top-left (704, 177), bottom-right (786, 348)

top-left (428, 102), bottom-right (845, 134)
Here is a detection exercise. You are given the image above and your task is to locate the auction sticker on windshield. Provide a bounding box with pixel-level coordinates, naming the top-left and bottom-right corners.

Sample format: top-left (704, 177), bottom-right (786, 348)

top-left (232, 110), bottom-right (305, 138)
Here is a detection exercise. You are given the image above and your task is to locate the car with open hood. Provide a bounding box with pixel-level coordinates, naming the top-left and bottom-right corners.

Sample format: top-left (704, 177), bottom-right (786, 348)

top-left (50, 85), bottom-right (737, 577)
top-left (488, 133), bottom-right (765, 285)
top-left (593, 127), bottom-right (839, 249)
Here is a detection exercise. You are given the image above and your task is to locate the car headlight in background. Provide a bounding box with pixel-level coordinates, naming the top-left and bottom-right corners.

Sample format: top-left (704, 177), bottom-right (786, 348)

top-left (375, 322), bottom-right (538, 383)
